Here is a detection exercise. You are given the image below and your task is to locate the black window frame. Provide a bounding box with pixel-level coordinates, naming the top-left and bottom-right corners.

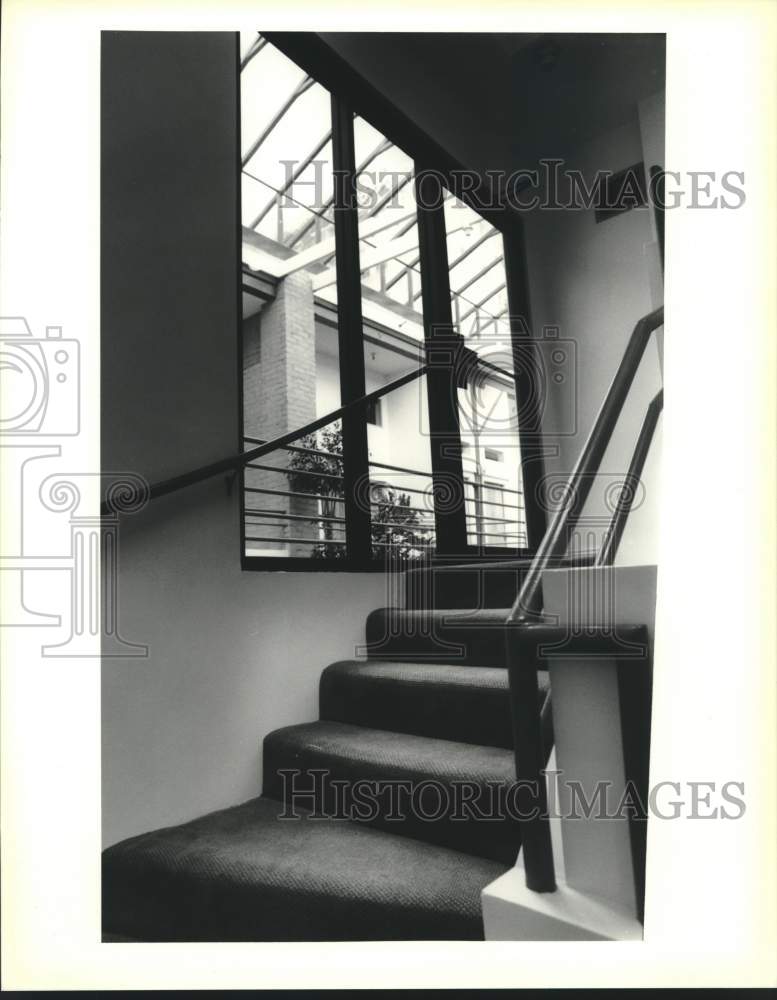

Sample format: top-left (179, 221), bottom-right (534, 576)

top-left (240, 32), bottom-right (547, 571)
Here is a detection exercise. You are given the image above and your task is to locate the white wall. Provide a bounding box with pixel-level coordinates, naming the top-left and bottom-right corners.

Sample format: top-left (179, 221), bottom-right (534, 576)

top-left (638, 90), bottom-right (667, 315)
top-left (523, 109), bottom-right (664, 564)
top-left (315, 335), bottom-right (434, 480)
top-left (314, 333), bottom-right (341, 416)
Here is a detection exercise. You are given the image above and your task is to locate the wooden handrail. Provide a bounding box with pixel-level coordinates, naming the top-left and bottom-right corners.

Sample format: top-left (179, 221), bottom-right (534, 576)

top-left (100, 364), bottom-right (429, 515)
top-left (505, 305), bottom-right (664, 894)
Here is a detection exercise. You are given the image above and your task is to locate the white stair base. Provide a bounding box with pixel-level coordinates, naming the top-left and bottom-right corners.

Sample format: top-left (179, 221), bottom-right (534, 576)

top-left (482, 864), bottom-right (643, 941)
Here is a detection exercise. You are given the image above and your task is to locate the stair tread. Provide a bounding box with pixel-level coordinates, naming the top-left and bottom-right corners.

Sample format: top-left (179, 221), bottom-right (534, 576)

top-left (373, 607), bottom-right (513, 620)
top-left (407, 559), bottom-right (531, 572)
top-left (102, 795), bottom-right (505, 941)
top-left (323, 658), bottom-right (510, 689)
top-left (264, 719), bottom-right (515, 783)
top-left (319, 659), bottom-right (521, 752)
top-left (404, 555), bottom-right (595, 574)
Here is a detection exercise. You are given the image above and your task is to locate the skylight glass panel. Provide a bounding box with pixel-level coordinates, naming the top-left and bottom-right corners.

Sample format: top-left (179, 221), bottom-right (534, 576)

top-left (240, 36), bottom-right (337, 268)
top-left (443, 194), bottom-right (511, 356)
top-left (353, 116), bottom-right (424, 341)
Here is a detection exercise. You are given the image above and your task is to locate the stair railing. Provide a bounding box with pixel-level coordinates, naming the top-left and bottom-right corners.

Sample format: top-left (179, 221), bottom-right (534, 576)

top-left (102, 301), bottom-right (663, 897)
top-left (100, 364), bottom-right (430, 515)
top-left (505, 306), bottom-right (664, 893)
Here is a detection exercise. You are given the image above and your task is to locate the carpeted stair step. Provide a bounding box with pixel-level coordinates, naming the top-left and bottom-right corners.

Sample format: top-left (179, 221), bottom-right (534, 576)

top-left (365, 607), bottom-right (513, 666)
top-left (101, 796), bottom-right (506, 941)
top-left (320, 658), bottom-right (548, 750)
top-left (262, 720), bottom-right (520, 864)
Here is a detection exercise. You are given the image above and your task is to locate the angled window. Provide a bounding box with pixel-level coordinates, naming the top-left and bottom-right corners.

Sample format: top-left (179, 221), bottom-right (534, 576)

top-left (239, 34), bottom-right (530, 566)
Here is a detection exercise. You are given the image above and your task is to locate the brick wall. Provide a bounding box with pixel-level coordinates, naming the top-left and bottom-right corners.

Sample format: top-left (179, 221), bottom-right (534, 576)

top-left (243, 272), bottom-right (323, 556)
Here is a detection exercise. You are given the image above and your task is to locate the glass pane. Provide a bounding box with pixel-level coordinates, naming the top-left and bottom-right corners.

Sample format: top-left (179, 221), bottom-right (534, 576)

top-left (353, 117), bottom-right (436, 560)
top-left (241, 37), bottom-right (343, 559)
top-left (444, 194), bottom-right (528, 549)
top-left (244, 417), bottom-right (346, 560)
top-left (241, 36), bottom-right (337, 306)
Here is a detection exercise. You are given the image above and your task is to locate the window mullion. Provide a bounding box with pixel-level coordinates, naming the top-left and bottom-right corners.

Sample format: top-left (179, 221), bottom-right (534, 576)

top-left (415, 167), bottom-right (469, 555)
top-left (503, 222), bottom-right (546, 553)
top-left (331, 95), bottom-right (372, 564)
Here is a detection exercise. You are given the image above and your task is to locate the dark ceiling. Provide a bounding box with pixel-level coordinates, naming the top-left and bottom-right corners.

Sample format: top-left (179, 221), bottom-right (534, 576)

top-left (321, 32), bottom-right (665, 175)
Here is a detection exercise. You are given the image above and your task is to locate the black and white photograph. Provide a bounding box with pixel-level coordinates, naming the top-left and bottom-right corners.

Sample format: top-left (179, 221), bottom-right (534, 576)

top-left (1, 0), bottom-right (775, 990)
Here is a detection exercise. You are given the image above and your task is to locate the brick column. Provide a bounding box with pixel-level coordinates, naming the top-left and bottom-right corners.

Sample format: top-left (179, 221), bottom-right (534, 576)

top-left (243, 272), bottom-right (320, 557)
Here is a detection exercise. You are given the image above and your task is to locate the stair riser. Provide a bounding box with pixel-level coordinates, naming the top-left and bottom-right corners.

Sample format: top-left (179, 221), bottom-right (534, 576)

top-left (405, 566), bottom-right (529, 611)
top-left (320, 667), bottom-right (514, 750)
top-left (365, 609), bottom-right (510, 667)
top-left (263, 738), bottom-right (521, 865)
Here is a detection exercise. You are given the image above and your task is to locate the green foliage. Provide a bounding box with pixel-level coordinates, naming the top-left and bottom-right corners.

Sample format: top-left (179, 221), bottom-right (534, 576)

top-left (287, 421), bottom-right (432, 560)
top-left (369, 485), bottom-right (431, 561)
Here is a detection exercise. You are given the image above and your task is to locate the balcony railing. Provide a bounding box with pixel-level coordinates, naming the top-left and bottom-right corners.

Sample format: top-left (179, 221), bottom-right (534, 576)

top-left (243, 436), bottom-right (527, 559)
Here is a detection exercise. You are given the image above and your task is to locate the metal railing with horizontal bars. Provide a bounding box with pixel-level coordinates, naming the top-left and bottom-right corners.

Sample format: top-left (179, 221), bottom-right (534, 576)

top-left (244, 439), bottom-right (528, 559)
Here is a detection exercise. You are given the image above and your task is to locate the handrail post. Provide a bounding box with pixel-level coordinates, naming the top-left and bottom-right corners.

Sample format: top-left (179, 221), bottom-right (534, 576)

top-left (506, 624), bottom-right (556, 892)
